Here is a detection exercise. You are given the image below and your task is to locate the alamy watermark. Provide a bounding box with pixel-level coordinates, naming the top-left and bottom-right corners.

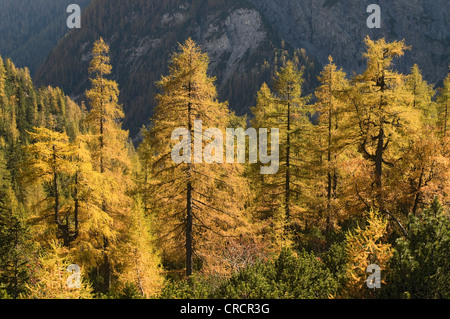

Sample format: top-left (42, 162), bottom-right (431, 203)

top-left (67, 4), bottom-right (81, 29)
top-left (366, 264), bottom-right (382, 289)
top-left (367, 4), bottom-right (381, 29)
top-left (67, 264), bottom-right (81, 289)
top-left (171, 120), bottom-right (280, 175)
top-left (66, 4), bottom-right (380, 30)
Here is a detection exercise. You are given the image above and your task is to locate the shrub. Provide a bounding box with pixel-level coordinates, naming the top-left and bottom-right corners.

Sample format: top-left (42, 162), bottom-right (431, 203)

top-left (214, 248), bottom-right (339, 299)
top-left (383, 198), bottom-right (450, 299)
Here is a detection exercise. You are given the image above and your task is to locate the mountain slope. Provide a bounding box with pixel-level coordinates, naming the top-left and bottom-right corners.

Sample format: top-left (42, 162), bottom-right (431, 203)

top-left (35, 0), bottom-right (449, 138)
top-left (35, 0), bottom-right (320, 137)
top-left (0, 0), bottom-right (91, 75)
top-left (248, 0), bottom-right (449, 84)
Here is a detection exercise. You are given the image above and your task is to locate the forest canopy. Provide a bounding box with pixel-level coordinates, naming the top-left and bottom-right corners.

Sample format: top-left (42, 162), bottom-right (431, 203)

top-left (0, 36), bottom-right (449, 299)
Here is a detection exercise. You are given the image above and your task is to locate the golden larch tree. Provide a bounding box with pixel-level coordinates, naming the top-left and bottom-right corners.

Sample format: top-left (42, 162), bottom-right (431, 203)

top-left (141, 39), bottom-right (248, 277)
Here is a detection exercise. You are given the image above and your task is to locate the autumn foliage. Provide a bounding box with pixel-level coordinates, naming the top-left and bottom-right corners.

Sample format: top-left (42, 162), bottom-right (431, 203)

top-left (0, 36), bottom-right (448, 299)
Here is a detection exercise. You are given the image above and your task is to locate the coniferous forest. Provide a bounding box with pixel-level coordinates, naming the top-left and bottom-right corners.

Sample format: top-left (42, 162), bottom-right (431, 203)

top-left (0, 33), bottom-right (449, 301)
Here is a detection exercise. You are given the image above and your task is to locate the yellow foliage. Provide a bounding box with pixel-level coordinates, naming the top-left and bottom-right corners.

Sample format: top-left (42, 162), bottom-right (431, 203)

top-left (25, 242), bottom-right (92, 299)
top-left (344, 210), bottom-right (393, 298)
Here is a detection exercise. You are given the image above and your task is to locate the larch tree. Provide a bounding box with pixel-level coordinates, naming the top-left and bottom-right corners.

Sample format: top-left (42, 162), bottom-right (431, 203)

top-left (141, 39), bottom-right (248, 277)
top-left (391, 65), bottom-right (450, 216)
top-left (248, 83), bottom-right (286, 252)
top-left (347, 37), bottom-right (421, 215)
top-left (114, 195), bottom-right (163, 297)
top-left (312, 56), bottom-right (353, 234)
top-left (250, 60), bottom-right (311, 247)
top-left (22, 128), bottom-right (117, 277)
top-left (85, 37), bottom-right (133, 292)
top-left (344, 210), bottom-right (393, 299)
top-left (405, 64), bottom-right (436, 123)
top-left (437, 70), bottom-right (450, 138)
top-left (391, 134), bottom-right (450, 217)
top-left (23, 127), bottom-right (77, 247)
top-left (68, 135), bottom-right (114, 268)
top-left (26, 241), bottom-right (93, 299)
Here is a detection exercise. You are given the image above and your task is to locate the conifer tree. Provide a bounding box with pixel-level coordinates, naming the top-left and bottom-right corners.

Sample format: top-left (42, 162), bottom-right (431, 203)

top-left (405, 64), bottom-right (436, 123)
top-left (393, 64), bottom-right (447, 216)
top-left (68, 135), bottom-right (114, 268)
top-left (23, 127), bottom-right (77, 247)
top-left (348, 37), bottom-right (420, 213)
top-left (344, 210), bottom-right (392, 299)
top-left (0, 56), bottom-right (19, 145)
top-left (141, 39), bottom-right (247, 277)
top-left (392, 133), bottom-right (450, 216)
top-left (0, 149), bottom-right (31, 298)
top-left (248, 83), bottom-right (285, 252)
top-left (313, 56), bottom-right (352, 234)
top-left (384, 198), bottom-right (450, 299)
top-left (22, 128), bottom-right (115, 276)
top-left (250, 59), bottom-right (311, 246)
top-left (26, 241), bottom-right (92, 299)
top-left (85, 37), bottom-right (133, 292)
top-left (437, 70), bottom-right (450, 138)
top-left (114, 195), bottom-right (163, 297)
top-left (0, 57), bottom-right (9, 138)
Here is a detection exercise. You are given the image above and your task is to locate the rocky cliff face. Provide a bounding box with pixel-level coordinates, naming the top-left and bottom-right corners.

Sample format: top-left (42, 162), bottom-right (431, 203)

top-left (249, 0), bottom-right (449, 84)
top-left (34, 0), bottom-right (449, 138)
top-left (35, 0), bottom-right (288, 137)
top-left (200, 8), bottom-right (266, 86)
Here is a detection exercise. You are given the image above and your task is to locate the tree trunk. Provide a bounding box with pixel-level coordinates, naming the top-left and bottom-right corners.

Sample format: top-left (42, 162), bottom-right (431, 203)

top-left (73, 171), bottom-right (79, 240)
top-left (186, 181), bottom-right (193, 277)
top-left (186, 74), bottom-right (193, 277)
top-left (285, 97), bottom-right (291, 222)
top-left (375, 75), bottom-right (387, 209)
top-left (411, 168), bottom-right (424, 216)
top-left (53, 146), bottom-right (59, 228)
top-left (374, 125), bottom-right (385, 209)
top-left (444, 99), bottom-right (448, 137)
top-left (98, 73), bottom-right (111, 292)
top-left (326, 78), bottom-right (333, 234)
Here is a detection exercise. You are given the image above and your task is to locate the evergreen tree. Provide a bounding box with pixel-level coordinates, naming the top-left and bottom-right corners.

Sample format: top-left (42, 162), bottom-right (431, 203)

top-left (213, 248), bottom-right (339, 299)
top-left (0, 56), bottom-right (19, 145)
top-left (384, 198), bottom-right (449, 298)
top-left (0, 149), bottom-right (31, 298)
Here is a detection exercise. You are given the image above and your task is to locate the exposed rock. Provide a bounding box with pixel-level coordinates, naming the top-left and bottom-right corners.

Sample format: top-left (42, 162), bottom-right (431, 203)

top-left (35, 0), bottom-right (449, 139)
top-left (201, 8), bottom-right (266, 85)
top-left (248, 0), bottom-right (450, 84)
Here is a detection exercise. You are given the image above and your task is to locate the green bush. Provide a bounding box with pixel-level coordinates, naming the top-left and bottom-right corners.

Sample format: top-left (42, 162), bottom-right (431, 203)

top-left (383, 198), bottom-right (450, 299)
top-left (322, 240), bottom-right (348, 295)
top-left (159, 274), bottom-right (221, 299)
top-left (214, 248), bottom-right (339, 299)
top-left (158, 248), bottom-right (339, 299)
